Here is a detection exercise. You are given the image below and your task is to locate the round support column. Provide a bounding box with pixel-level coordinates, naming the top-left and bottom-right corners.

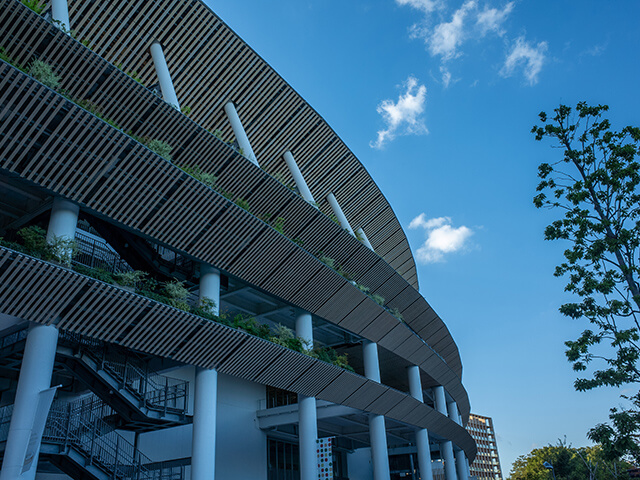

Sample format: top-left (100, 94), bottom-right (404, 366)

top-left (150, 41), bottom-right (180, 110)
top-left (407, 366), bottom-right (434, 480)
top-left (326, 192), bottom-right (355, 237)
top-left (192, 367), bottom-right (218, 480)
top-left (283, 151), bottom-right (316, 205)
top-left (46, 197), bottom-right (79, 244)
top-left (224, 102), bottom-right (258, 166)
top-left (192, 265), bottom-right (220, 480)
top-left (0, 324), bottom-right (58, 480)
top-left (51, 0), bottom-right (70, 33)
top-left (295, 310), bottom-right (317, 480)
top-left (455, 448), bottom-right (469, 480)
top-left (363, 341), bottom-right (390, 480)
top-left (442, 441), bottom-right (458, 480)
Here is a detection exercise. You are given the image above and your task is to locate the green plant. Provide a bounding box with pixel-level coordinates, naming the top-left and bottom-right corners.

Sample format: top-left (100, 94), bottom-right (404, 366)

top-left (389, 307), bottom-right (404, 322)
top-left (17, 226), bottom-right (49, 257)
top-left (146, 139), bottom-right (173, 162)
top-left (329, 213), bottom-right (340, 225)
top-left (114, 270), bottom-right (147, 288)
top-left (235, 197), bottom-right (251, 213)
top-left (163, 279), bottom-right (190, 310)
top-left (371, 293), bottom-right (385, 306)
top-left (80, 39), bottom-right (92, 50)
top-left (179, 165), bottom-right (217, 189)
top-left (48, 235), bottom-right (79, 266)
top-left (210, 129), bottom-right (223, 140)
top-left (238, 147), bottom-right (245, 156)
top-left (28, 59), bottom-right (60, 89)
top-left (73, 264), bottom-right (116, 284)
top-left (21, 0), bottom-right (45, 14)
top-left (273, 217), bottom-right (285, 234)
top-left (356, 283), bottom-right (370, 295)
top-left (181, 106), bottom-right (192, 115)
top-left (318, 253), bottom-right (336, 269)
top-left (292, 238), bottom-right (304, 247)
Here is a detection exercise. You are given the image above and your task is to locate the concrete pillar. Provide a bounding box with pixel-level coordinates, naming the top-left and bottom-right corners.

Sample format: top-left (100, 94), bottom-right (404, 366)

top-left (192, 265), bottom-right (220, 480)
top-left (224, 102), bottom-right (258, 166)
top-left (46, 197), bottom-right (79, 244)
top-left (455, 449), bottom-right (469, 480)
top-left (408, 366), bottom-right (433, 480)
top-left (51, 0), bottom-right (70, 33)
top-left (0, 324), bottom-right (58, 480)
top-left (363, 341), bottom-right (390, 480)
top-left (283, 151), bottom-right (316, 206)
top-left (434, 387), bottom-right (457, 480)
top-left (356, 227), bottom-right (374, 251)
top-left (192, 367), bottom-right (218, 480)
top-left (150, 41), bottom-right (180, 110)
top-left (326, 192), bottom-right (355, 237)
top-left (295, 310), bottom-right (317, 480)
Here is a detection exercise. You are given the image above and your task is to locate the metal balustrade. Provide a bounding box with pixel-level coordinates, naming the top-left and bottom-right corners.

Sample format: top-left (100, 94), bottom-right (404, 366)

top-left (0, 398), bottom-right (185, 480)
top-left (74, 230), bottom-right (132, 274)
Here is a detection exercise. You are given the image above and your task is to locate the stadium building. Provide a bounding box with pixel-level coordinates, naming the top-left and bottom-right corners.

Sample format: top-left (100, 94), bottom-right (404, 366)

top-left (0, 1), bottom-right (477, 479)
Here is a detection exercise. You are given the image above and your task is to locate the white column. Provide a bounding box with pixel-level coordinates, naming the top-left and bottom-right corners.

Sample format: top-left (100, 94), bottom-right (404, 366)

top-left (283, 151), bottom-right (316, 206)
top-left (150, 41), bottom-right (180, 110)
top-left (356, 227), bottom-right (374, 251)
top-left (363, 341), bottom-right (390, 480)
top-left (448, 402), bottom-right (469, 480)
top-left (408, 366), bottom-right (433, 480)
top-left (192, 265), bottom-right (220, 480)
top-left (46, 197), bottom-right (79, 244)
top-left (295, 310), bottom-right (317, 480)
top-left (0, 324), bottom-right (58, 480)
top-left (51, 0), bottom-right (70, 33)
top-left (434, 387), bottom-right (457, 480)
top-left (224, 102), bottom-right (258, 166)
top-left (326, 192), bottom-right (355, 237)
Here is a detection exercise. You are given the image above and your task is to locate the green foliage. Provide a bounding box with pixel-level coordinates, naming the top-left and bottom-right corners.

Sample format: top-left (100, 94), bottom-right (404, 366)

top-left (235, 197), bottom-right (251, 213)
top-left (508, 440), bottom-right (630, 480)
top-left (163, 279), bottom-right (190, 310)
top-left (318, 253), bottom-right (336, 269)
top-left (371, 293), bottom-right (385, 306)
top-left (292, 238), bottom-right (304, 247)
top-left (48, 235), bottom-right (79, 266)
top-left (17, 226), bottom-right (49, 258)
top-left (21, 0), bottom-right (45, 14)
top-left (73, 264), bottom-right (115, 284)
top-left (533, 102), bottom-right (640, 461)
top-left (0, 48), bottom-right (23, 71)
top-left (179, 164), bottom-right (217, 189)
top-left (115, 63), bottom-right (144, 85)
top-left (146, 139), bottom-right (173, 162)
top-left (273, 216), bottom-right (285, 234)
top-left (329, 213), bottom-right (340, 225)
top-left (181, 106), bottom-right (192, 115)
top-left (309, 347), bottom-right (354, 372)
top-left (28, 59), bottom-right (60, 89)
top-left (269, 324), bottom-right (305, 352)
top-left (356, 283), bottom-right (370, 295)
top-left (210, 129), bottom-right (223, 140)
top-left (389, 307), bottom-right (404, 322)
top-left (273, 172), bottom-right (295, 191)
top-left (114, 270), bottom-right (147, 287)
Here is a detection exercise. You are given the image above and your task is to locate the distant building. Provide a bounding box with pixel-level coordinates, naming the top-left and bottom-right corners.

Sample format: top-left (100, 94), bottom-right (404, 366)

top-left (467, 414), bottom-right (503, 480)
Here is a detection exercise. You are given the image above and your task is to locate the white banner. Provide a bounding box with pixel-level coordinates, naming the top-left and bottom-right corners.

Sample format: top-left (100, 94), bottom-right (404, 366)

top-left (22, 386), bottom-right (58, 474)
top-left (317, 436), bottom-right (334, 479)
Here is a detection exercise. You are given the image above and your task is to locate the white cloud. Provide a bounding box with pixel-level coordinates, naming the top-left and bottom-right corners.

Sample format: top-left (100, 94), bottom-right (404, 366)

top-left (501, 36), bottom-right (548, 85)
top-left (426, 0), bottom-right (477, 60)
top-left (409, 213), bottom-right (474, 263)
top-left (440, 65), bottom-right (453, 87)
top-left (370, 76), bottom-right (428, 149)
top-left (396, 0), bottom-right (441, 14)
top-left (476, 2), bottom-right (514, 36)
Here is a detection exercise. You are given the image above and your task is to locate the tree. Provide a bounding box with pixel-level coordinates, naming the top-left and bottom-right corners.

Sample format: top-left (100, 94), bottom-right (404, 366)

top-left (532, 102), bottom-right (640, 462)
top-left (508, 441), bottom-right (630, 480)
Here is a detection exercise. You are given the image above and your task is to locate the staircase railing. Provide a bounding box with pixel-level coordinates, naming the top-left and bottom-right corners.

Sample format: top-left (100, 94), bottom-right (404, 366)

top-left (0, 397), bottom-right (184, 480)
top-left (60, 331), bottom-right (188, 416)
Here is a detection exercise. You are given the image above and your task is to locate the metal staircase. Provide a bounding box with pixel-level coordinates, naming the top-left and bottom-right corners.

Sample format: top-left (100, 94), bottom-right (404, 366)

top-left (0, 396), bottom-right (185, 480)
top-left (0, 327), bottom-right (189, 430)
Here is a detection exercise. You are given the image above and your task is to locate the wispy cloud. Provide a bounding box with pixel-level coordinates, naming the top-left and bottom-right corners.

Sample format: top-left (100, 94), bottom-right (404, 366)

top-left (409, 213), bottom-right (474, 263)
top-left (396, 0), bottom-right (547, 86)
top-left (370, 76), bottom-right (428, 149)
top-left (476, 2), bottom-right (514, 36)
top-left (500, 36), bottom-right (548, 85)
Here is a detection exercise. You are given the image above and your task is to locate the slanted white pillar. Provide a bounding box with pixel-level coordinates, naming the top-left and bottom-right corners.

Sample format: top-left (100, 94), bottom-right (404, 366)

top-left (192, 265), bottom-right (220, 480)
top-left (434, 386), bottom-right (457, 480)
top-left (356, 227), bottom-right (374, 251)
top-left (150, 41), bottom-right (180, 110)
top-left (283, 151), bottom-right (316, 206)
top-left (224, 102), bottom-right (258, 166)
top-left (51, 0), bottom-right (70, 33)
top-left (295, 310), bottom-right (317, 480)
top-left (326, 192), bottom-right (355, 237)
top-left (363, 341), bottom-right (390, 480)
top-left (408, 366), bottom-right (434, 480)
top-left (0, 325), bottom-right (58, 480)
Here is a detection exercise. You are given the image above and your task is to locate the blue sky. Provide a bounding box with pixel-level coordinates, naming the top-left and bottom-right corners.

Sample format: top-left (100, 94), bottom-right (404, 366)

top-left (208, 0), bottom-right (640, 473)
